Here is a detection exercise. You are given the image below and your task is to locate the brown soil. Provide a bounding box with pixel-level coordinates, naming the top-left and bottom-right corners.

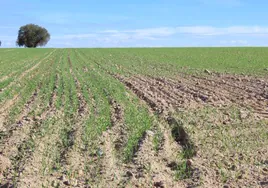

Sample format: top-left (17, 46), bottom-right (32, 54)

top-left (125, 126), bottom-right (186, 188)
top-left (0, 88), bottom-right (39, 161)
top-left (122, 74), bottom-right (268, 119)
top-left (16, 111), bottom-right (64, 188)
top-left (0, 75), bottom-right (8, 83)
top-left (0, 155), bottom-right (11, 180)
top-left (99, 99), bottom-right (127, 187)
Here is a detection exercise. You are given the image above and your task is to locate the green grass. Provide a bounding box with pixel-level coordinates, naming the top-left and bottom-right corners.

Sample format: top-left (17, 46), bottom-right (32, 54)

top-left (78, 47), bottom-right (268, 77)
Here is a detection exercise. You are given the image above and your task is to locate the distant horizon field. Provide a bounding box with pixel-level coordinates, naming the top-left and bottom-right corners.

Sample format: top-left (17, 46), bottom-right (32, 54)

top-left (1, 47), bottom-right (268, 76)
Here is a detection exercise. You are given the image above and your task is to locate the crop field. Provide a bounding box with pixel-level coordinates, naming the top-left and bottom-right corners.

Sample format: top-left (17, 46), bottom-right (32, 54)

top-left (0, 48), bottom-right (267, 187)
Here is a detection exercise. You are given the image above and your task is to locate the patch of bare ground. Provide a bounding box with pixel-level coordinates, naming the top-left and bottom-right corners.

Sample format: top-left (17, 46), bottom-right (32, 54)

top-left (15, 111), bottom-right (63, 188)
top-left (99, 98), bottom-right (129, 187)
top-left (122, 73), bottom-right (268, 119)
top-left (0, 107), bottom-right (60, 187)
top-left (125, 121), bottom-right (187, 188)
top-left (12, 104), bottom-right (60, 187)
top-left (0, 75), bottom-right (8, 83)
top-left (0, 88), bottom-right (39, 163)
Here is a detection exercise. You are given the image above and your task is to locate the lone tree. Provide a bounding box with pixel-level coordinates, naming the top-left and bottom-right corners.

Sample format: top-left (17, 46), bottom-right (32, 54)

top-left (16, 24), bottom-right (50, 48)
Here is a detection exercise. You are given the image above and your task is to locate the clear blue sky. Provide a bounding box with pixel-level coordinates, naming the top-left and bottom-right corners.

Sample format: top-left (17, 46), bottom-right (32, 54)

top-left (0, 0), bottom-right (268, 47)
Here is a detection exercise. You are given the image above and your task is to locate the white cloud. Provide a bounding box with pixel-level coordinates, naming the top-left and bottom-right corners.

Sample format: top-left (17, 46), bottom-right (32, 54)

top-left (52, 34), bottom-right (97, 39)
top-left (124, 27), bottom-right (177, 37)
top-left (231, 40), bottom-right (248, 44)
top-left (48, 25), bottom-right (268, 47)
top-left (220, 40), bottom-right (249, 46)
top-left (175, 26), bottom-right (268, 36)
top-left (176, 26), bottom-right (218, 35)
top-left (56, 26), bottom-right (268, 41)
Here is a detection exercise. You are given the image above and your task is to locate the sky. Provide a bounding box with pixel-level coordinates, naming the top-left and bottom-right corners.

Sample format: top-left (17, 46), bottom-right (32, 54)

top-left (0, 0), bottom-right (268, 47)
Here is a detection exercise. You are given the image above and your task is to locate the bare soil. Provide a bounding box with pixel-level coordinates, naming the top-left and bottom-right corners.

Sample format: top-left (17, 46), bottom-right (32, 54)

top-left (119, 73), bottom-right (268, 187)
top-left (123, 73), bottom-right (268, 119)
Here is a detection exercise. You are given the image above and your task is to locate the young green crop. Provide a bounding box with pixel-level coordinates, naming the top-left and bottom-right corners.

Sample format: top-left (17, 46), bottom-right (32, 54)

top-left (79, 47), bottom-right (268, 77)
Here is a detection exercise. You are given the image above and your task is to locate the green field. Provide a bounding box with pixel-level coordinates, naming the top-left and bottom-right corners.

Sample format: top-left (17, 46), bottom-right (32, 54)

top-left (0, 48), bottom-right (267, 187)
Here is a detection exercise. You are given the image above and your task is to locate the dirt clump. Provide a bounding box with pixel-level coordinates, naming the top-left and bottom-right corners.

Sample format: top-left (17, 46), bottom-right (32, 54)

top-left (0, 155), bottom-right (11, 176)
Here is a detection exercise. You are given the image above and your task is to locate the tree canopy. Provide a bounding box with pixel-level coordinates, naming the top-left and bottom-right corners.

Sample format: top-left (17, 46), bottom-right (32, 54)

top-left (16, 24), bottom-right (50, 48)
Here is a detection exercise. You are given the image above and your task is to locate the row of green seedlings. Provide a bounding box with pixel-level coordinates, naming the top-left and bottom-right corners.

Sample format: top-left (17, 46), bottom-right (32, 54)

top-left (44, 49), bottom-right (80, 174)
top-left (70, 50), bottom-right (111, 184)
top-left (45, 49), bottom-right (110, 186)
top-left (32, 49), bottom-right (73, 179)
top-left (0, 50), bottom-right (34, 75)
top-left (38, 49), bottom-right (88, 179)
top-left (0, 50), bottom-right (56, 103)
top-left (4, 50), bottom-right (59, 125)
top-left (74, 49), bottom-right (152, 162)
top-left (0, 50), bottom-right (54, 100)
top-left (0, 56), bottom-right (38, 101)
top-left (0, 49), bottom-right (48, 76)
top-left (78, 49), bottom-right (198, 181)
top-left (78, 49), bottom-right (163, 77)
top-left (78, 48), bottom-right (197, 77)
top-left (30, 49), bottom-right (89, 187)
top-left (4, 50), bottom-right (62, 186)
top-left (11, 49), bottom-right (89, 186)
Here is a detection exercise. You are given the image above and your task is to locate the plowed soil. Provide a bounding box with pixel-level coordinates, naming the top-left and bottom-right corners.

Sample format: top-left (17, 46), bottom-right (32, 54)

top-left (119, 73), bottom-right (268, 187)
top-left (123, 73), bottom-right (268, 118)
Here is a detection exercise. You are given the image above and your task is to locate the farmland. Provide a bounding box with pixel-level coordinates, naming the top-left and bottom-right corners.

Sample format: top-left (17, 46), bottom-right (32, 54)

top-left (0, 48), bottom-right (267, 187)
